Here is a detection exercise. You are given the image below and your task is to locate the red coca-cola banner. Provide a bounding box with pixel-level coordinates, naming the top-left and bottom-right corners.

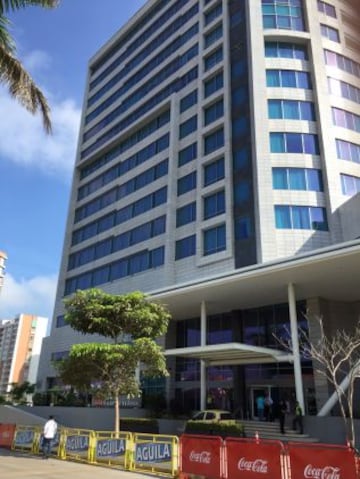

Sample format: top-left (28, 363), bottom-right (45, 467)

top-left (180, 434), bottom-right (222, 479)
top-left (288, 443), bottom-right (357, 479)
top-left (225, 438), bottom-right (283, 479)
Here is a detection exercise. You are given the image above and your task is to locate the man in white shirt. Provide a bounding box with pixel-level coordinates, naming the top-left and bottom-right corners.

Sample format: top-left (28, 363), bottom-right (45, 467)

top-left (42, 415), bottom-right (58, 458)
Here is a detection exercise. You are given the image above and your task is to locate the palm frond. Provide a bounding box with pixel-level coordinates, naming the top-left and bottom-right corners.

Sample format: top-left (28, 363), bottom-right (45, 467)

top-left (0, 0), bottom-right (58, 15)
top-left (0, 43), bottom-right (52, 133)
top-left (0, 15), bottom-right (15, 53)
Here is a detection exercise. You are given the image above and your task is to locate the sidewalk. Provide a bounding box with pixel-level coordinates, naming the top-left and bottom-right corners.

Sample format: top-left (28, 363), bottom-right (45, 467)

top-left (0, 448), bottom-right (151, 479)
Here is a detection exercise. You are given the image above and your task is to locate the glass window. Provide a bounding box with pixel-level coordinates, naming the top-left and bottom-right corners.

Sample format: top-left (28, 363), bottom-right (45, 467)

top-left (205, 47), bottom-right (223, 71)
top-left (176, 202), bottom-right (196, 227)
top-left (180, 90), bottom-right (198, 112)
top-left (336, 139), bottom-right (360, 163)
top-left (204, 24), bottom-right (223, 49)
top-left (341, 174), bottom-right (360, 197)
top-left (262, 0), bottom-right (305, 31)
top-left (178, 171), bottom-right (197, 195)
top-left (179, 115), bottom-right (197, 139)
top-left (204, 2), bottom-right (222, 25)
top-left (317, 0), bottom-right (336, 17)
top-left (178, 143), bottom-right (197, 167)
top-left (265, 41), bottom-right (308, 60)
top-left (270, 133), bottom-right (319, 154)
top-left (204, 157), bottom-right (225, 186)
top-left (203, 224), bottom-right (226, 255)
top-left (175, 235), bottom-right (196, 260)
top-left (204, 128), bottom-right (224, 155)
top-left (275, 205), bottom-right (328, 230)
top-left (204, 190), bottom-right (225, 219)
top-left (204, 98), bottom-right (224, 125)
top-left (234, 216), bottom-right (252, 239)
top-left (204, 71), bottom-right (223, 98)
top-left (320, 24), bottom-right (339, 42)
top-left (234, 181), bottom-right (250, 203)
top-left (266, 70), bottom-right (311, 89)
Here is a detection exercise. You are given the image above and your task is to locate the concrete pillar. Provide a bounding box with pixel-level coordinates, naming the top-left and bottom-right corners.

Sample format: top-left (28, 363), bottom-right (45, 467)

top-left (288, 283), bottom-right (305, 413)
top-left (200, 301), bottom-right (207, 410)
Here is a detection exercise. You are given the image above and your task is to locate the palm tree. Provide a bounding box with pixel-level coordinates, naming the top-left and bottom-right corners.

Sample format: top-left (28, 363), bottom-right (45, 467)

top-left (0, 0), bottom-right (59, 133)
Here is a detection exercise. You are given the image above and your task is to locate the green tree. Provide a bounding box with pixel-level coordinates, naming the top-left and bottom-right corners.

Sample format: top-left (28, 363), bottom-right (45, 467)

top-left (56, 289), bottom-right (170, 432)
top-left (0, 0), bottom-right (59, 133)
top-left (8, 381), bottom-right (35, 403)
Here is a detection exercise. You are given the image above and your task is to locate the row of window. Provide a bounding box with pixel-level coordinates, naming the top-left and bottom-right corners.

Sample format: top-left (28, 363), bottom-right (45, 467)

top-left (265, 41), bottom-right (308, 60)
top-left (270, 133), bottom-right (319, 155)
top-left (268, 99), bottom-right (315, 121)
top-left (341, 174), bottom-right (360, 197)
top-left (81, 66), bottom-right (198, 160)
top-left (88, 21), bottom-right (199, 110)
top-left (91, 0), bottom-right (191, 78)
top-left (68, 216), bottom-right (166, 270)
top-left (266, 69), bottom-right (312, 89)
top-left (262, 0), bottom-right (305, 32)
top-left (75, 160), bottom-right (168, 223)
top-left (179, 98), bottom-right (224, 139)
top-left (85, 44), bottom-right (199, 131)
top-left (332, 107), bottom-right (360, 133)
top-left (64, 246), bottom-right (165, 296)
top-left (324, 50), bottom-right (360, 79)
top-left (205, 47), bottom-right (223, 72)
top-left (320, 23), bottom-right (339, 43)
top-left (81, 66), bottom-right (198, 158)
top-left (78, 134), bottom-right (169, 200)
top-left (336, 139), bottom-right (360, 164)
top-left (273, 168), bottom-right (323, 191)
top-left (328, 77), bottom-right (360, 105)
top-left (317, 0), bottom-right (336, 18)
top-left (72, 187), bottom-right (167, 246)
top-left (80, 110), bottom-right (170, 177)
top-left (175, 223), bottom-right (226, 260)
top-left (204, 23), bottom-right (222, 49)
top-left (275, 205), bottom-right (328, 230)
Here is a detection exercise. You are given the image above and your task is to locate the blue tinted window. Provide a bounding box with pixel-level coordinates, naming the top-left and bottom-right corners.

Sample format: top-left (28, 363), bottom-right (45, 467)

top-left (341, 174), bottom-right (360, 196)
top-left (320, 24), bottom-right (339, 42)
top-left (204, 157), bottom-right (225, 186)
top-left (205, 47), bottom-right (223, 71)
top-left (204, 190), bottom-right (225, 219)
top-left (275, 205), bottom-right (328, 230)
top-left (336, 139), bottom-right (360, 164)
top-left (234, 181), bottom-right (250, 203)
top-left (178, 171), bottom-right (197, 195)
top-left (204, 98), bottom-right (224, 125)
top-left (265, 41), bottom-right (308, 60)
top-left (176, 202), bottom-right (196, 227)
top-left (175, 235), bottom-right (196, 260)
top-left (204, 71), bottom-right (223, 97)
top-left (204, 128), bottom-right (224, 155)
top-left (234, 216), bottom-right (252, 239)
top-left (180, 90), bottom-right (198, 112)
top-left (203, 224), bottom-right (226, 255)
top-left (266, 70), bottom-right (311, 89)
top-left (204, 2), bottom-right (222, 25)
top-left (317, 0), bottom-right (336, 17)
top-left (179, 115), bottom-right (198, 139)
top-left (262, 0), bottom-right (305, 31)
top-left (204, 24), bottom-right (223, 48)
top-left (270, 133), bottom-right (319, 154)
top-left (268, 99), bottom-right (315, 120)
top-left (178, 143), bottom-right (197, 167)
top-left (273, 168), bottom-right (323, 191)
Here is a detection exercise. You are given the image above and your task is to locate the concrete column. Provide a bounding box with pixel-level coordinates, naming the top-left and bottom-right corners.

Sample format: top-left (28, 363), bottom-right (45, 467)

top-left (200, 301), bottom-right (207, 410)
top-left (288, 283), bottom-right (305, 413)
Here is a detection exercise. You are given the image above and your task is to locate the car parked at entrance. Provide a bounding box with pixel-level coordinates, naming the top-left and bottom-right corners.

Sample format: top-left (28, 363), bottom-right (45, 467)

top-left (190, 409), bottom-right (233, 422)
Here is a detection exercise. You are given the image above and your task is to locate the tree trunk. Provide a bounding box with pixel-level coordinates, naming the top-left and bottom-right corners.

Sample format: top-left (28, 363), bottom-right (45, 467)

top-left (114, 394), bottom-right (120, 434)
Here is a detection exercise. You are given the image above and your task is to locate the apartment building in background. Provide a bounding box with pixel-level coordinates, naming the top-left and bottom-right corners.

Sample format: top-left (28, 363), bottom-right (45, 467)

top-left (0, 251), bottom-right (7, 296)
top-left (38, 0), bottom-right (360, 416)
top-left (0, 314), bottom-right (48, 395)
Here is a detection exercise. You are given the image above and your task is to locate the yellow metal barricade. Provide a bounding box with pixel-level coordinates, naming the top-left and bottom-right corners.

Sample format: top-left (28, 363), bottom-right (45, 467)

top-left (60, 427), bottom-right (95, 463)
top-left (32, 427), bottom-right (64, 458)
top-left (12, 425), bottom-right (40, 454)
top-left (91, 430), bottom-right (134, 469)
top-left (132, 433), bottom-right (179, 477)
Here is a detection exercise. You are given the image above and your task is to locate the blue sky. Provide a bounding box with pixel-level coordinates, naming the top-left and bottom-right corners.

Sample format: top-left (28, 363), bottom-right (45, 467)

top-left (0, 0), bottom-right (146, 321)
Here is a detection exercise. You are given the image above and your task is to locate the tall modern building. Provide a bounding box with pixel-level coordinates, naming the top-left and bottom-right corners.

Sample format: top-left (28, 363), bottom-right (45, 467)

top-left (0, 314), bottom-right (48, 395)
top-left (38, 0), bottom-right (360, 416)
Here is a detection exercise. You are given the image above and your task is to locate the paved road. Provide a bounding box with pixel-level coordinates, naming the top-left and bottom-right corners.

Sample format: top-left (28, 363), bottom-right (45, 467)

top-left (0, 448), bottom-right (152, 479)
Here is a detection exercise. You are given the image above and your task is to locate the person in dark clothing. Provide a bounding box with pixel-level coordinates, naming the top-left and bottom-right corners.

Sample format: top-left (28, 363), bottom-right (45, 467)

top-left (292, 401), bottom-right (304, 434)
top-left (279, 399), bottom-right (287, 434)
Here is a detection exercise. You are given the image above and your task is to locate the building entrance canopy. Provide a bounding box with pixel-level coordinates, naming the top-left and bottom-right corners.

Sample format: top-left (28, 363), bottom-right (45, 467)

top-left (165, 342), bottom-right (293, 366)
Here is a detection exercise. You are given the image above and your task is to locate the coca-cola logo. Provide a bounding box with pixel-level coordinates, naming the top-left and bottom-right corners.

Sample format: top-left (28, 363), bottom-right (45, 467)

top-left (304, 464), bottom-right (341, 479)
top-left (189, 450), bottom-right (211, 464)
top-left (238, 457), bottom-right (268, 474)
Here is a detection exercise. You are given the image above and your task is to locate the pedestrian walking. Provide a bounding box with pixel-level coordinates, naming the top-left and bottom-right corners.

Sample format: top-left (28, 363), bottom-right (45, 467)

top-left (42, 415), bottom-right (58, 458)
top-left (256, 394), bottom-right (265, 420)
top-left (292, 401), bottom-right (304, 434)
top-left (264, 392), bottom-right (273, 421)
top-left (278, 399), bottom-right (287, 434)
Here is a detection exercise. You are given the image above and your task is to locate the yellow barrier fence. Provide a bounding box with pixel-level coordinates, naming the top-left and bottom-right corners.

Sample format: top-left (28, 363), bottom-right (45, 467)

top-left (60, 427), bottom-right (95, 463)
top-left (91, 430), bottom-right (133, 469)
top-left (12, 425), bottom-right (40, 454)
top-left (131, 433), bottom-right (179, 477)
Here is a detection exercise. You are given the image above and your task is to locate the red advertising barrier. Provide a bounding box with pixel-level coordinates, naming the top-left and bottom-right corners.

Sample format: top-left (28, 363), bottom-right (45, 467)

top-left (225, 438), bottom-right (284, 479)
top-left (181, 434), bottom-right (223, 479)
top-left (0, 423), bottom-right (16, 448)
top-left (287, 442), bottom-right (358, 479)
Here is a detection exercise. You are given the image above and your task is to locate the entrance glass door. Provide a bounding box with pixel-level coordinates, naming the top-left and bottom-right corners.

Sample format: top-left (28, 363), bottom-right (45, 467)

top-left (250, 385), bottom-right (279, 419)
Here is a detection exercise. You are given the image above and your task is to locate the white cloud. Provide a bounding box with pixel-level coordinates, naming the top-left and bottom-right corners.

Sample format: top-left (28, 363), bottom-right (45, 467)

top-left (0, 273), bottom-right (57, 323)
top-left (0, 49), bottom-right (81, 180)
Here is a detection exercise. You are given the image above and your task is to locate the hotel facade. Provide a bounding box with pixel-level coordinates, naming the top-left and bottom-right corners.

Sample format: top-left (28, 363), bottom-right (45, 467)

top-left (37, 0), bottom-right (360, 417)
